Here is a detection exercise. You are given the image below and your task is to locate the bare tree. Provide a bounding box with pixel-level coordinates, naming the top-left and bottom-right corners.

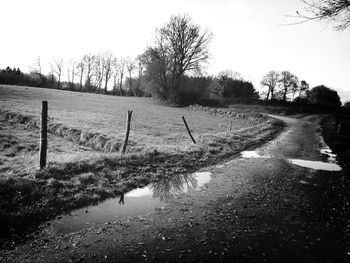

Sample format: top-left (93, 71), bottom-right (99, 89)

top-left (126, 57), bottom-right (136, 95)
top-left (93, 54), bottom-right (104, 93)
top-left (297, 0), bottom-right (350, 30)
top-left (278, 71), bottom-right (299, 101)
top-left (261, 71), bottom-right (280, 100)
top-left (102, 51), bottom-right (114, 93)
top-left (146, 14), bottom-right (212, 101)
top-left (48, 66), bottom-right (55, 88)
top-left (83, 54), bottom-right (95, 91)
top-left (116, 57), bottom-right (127, 96)
top-left (76, 59), bottom-right (85, 91)
top-left (135, 54), bottom-right (146, 96)
top-left (112, 57), bottom-right (119, 95)
top-left (30, 57), bottom-right (42, 74)
top-left (67, 59), bottom-right (76, 84)
top-left (67, 65), bottom-right (71, 84)
top-left (52, 58), bottom-right (64, 89)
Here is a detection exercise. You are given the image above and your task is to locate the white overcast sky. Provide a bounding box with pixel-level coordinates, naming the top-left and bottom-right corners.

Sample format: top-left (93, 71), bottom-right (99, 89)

top-left (1, 0), bottom-right (350, 101)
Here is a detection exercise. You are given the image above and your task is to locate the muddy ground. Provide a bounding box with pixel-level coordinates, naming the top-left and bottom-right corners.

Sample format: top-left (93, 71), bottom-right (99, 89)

top-left (0, 114), bottom-right (349, 262)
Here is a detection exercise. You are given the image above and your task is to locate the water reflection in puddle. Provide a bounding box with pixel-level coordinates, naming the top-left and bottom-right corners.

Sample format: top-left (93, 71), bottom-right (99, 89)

top-left (240, 151), bottom-right (271, 158)
top-left (48, 193), bottom-right (162, 235)
top-left (320, 147), bottom-right (337, 163)
top-left (288, 144), bottom-right (342, 171)
top-left (240, 146), bottom-right (342, 172)
top-left (287, 159), bottom-right (342, 171)
top-left (47, 171), bottom-right (211, 235)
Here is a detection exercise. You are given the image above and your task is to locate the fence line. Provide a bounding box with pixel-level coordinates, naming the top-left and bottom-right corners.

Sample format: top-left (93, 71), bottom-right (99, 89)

top-left (0, 106), bottom-right (247, 160)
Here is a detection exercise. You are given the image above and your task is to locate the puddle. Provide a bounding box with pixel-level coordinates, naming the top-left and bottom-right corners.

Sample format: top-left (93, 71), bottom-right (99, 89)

top-left (320, 147), bottom-right (337, 163)
top-left (240, 139), bottom-right (342, 172)
top-left (47, 192), bottom-right (163, 235)
top-left (46, 171), bottom-right (211, 235)
top-left (240, 151), bottom-right (271, 158)
top-left (288, 159), bottom-right (342, 171)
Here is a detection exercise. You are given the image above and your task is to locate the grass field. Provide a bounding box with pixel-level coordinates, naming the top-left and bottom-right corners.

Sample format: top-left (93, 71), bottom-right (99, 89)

top-left (0, 85), bottom-right (284, 243)
top-left (0, 85), bottom-right (251, 152)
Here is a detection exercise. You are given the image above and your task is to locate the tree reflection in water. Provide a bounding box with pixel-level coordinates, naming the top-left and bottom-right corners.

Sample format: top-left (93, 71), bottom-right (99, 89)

top-left (151, 173), bottom-right (197, 201)
top-left (118, 193), bottom-right (124, 204)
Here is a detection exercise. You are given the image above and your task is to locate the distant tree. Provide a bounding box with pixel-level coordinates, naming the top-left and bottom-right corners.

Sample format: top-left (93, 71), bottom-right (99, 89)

top-left (260, 71), bottom-right (280, 100)
top-left (49, 66), bottom-right (55, 88)
top-left (220, 78), bottom-right (258, 100)
top-left (67, 59), bottom-right (76, 83)
top-left (278, 71), bottom-right (299, 101)
top-left (209, 78), bottom-right (222, 97)
top-left (297, 80), bottom-right (310, 99)
top-left (177, 75), bottom-right (212, 103)
top-left (218, 70), bottom-right (243, 81)
top-left (101, 51), bottom-right (114, 93)
top-left (93, 54), bottom-right (104, 93)
top-left (52, 58), bottom-right (64, 89)
top-left (135, 54), bottom-right (146, 96)
top-left (146, 14), bottom-right (212, 102)
top-left (297, 0), bottom-right (350, 31)
top-left (65, 59), bottom-right (77, 91)
top-left (0, 67), bottom-right (22, 85)
top-left (27, 72), bottom-right (49, 88)
top-left (112, 57), bottom-right (119, 95)
top-left (126, 57), bottom-right (136, 95)
top-left (116, 57), bottom-right (127, 96)
top-left (290, 81), bottom-right (299, 100)
top-left (30, 57), bottom-right (42, 74)
top-left (83, 54), bottom-right (95, 91)
top-left (66, 61), bottom-right (71, 84)
top-left (307, 85), bottom-right (341, 108)
top-left (76, 59), bottom-right (85, 91)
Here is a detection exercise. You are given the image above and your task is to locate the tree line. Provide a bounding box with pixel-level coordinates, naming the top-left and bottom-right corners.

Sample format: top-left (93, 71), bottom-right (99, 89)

top-left (0, 13), bottom-right (344, 108)
top-left (260, 70), bottom-right (342, 108)
top-left (260, 70), bottom-right (308, 102)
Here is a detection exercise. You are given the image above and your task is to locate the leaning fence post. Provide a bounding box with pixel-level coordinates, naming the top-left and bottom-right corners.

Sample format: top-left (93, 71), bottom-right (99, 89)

top-left (182, 116), bottom-right (196, 144)
top-left (39, 101), bottom-right (48, 169)
top-left (121, 110), bottom-right (133, 154)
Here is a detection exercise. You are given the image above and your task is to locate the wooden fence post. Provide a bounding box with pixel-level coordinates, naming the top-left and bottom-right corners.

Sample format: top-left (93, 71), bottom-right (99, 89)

top-left (121, 110), bottom-right (133, 154)
top-left (182, 116), bottom-right (196, 144)
top-left (39, 101), bottom-right (48, 169)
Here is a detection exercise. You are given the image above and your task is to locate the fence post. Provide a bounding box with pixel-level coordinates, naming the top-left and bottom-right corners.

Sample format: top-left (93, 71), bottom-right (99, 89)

top-left (121, 110), bottom-right (133, 154)
top-left (229, 121), bottom-right (232, 132)
top-left (39, 101), bottom-right (48, 169)
top-left (182, 116), bottom-right (196, 144)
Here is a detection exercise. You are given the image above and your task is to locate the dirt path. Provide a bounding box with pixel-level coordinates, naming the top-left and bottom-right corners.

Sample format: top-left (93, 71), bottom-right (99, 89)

top-left (1, 115), bottom-right (348, 262)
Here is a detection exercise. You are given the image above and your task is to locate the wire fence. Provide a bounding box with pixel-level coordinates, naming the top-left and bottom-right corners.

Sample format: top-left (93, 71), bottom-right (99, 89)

top-left (2, 101), bottom-right (249, 169)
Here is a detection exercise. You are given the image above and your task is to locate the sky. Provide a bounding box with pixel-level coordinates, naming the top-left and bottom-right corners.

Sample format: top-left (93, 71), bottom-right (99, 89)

top-left (1, 0), bottom-right (350, 102)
